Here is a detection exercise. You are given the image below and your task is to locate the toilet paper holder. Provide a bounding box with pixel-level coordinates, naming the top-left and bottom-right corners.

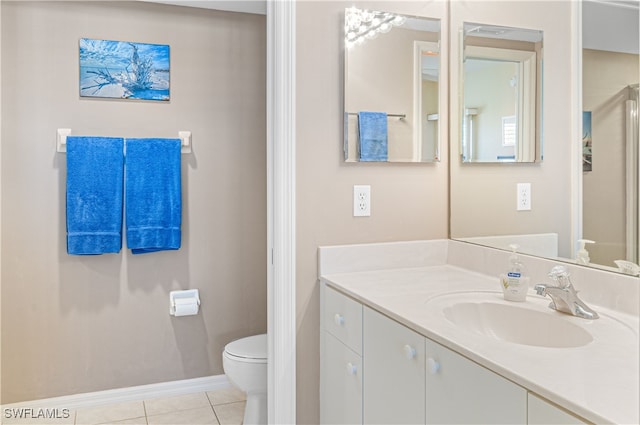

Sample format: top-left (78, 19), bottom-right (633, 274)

top-left (169, 289), bottom-right (200, 316)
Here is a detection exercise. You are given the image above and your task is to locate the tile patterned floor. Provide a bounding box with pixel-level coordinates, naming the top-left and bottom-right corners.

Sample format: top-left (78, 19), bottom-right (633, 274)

top-left (2, 387), bottom-right (246, 425)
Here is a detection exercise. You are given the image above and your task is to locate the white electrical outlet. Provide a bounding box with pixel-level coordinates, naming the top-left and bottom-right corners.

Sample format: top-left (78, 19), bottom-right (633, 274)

top-left (517, 183), bottom-right (531, 211)
top-left (353, 185), bottom-right (371, 217)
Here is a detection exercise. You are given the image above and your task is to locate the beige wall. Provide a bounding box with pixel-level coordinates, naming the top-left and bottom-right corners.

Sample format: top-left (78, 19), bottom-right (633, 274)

top-left (450, 1), bottom-right (575, 259)
top-left (296, 1), bottom-right (449, 423)
top-left (0, 1), bottom-right (266, 403)
top-left (583, 48), bottom-right (639, 266)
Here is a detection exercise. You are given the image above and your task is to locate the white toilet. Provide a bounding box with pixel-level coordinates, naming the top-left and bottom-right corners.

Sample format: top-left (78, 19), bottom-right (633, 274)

top-left (222, 333), bottom-right (267, 425)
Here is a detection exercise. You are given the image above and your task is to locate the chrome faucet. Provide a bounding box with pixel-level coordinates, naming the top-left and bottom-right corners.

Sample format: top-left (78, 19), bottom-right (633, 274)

top-left (534, 265), bottom-right (599, 320)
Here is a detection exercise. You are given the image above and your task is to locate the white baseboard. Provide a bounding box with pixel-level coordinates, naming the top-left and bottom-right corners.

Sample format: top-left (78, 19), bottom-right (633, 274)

top-left (1, 375), bottom-right (231, 411)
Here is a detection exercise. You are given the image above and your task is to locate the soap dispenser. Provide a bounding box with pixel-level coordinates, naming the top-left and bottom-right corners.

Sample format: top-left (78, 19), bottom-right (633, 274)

top-left (500, 244), bottom-right (530, 302)
top-left (576, 239), bottom-right (595, 265)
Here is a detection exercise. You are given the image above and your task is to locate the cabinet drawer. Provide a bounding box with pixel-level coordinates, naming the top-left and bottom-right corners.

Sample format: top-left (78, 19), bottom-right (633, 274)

top-left (323, 285), bottom-right (363, 354)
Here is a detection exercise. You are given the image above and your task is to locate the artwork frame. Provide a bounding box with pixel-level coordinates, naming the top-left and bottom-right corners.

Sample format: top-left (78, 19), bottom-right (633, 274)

top-left (583, 111), bottom-right (592, 172)
top-left (79, 38), bottom-right (170, 101)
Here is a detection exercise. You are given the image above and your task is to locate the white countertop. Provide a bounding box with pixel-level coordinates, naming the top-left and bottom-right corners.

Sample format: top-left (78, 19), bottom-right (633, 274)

top-left (321, 264), bottom-right (639, 425)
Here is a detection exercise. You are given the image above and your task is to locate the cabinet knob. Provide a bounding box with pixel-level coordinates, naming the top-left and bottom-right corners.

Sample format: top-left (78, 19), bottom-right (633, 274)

top-left (427, 357), bottom-right (441, 374)
top-left (346, 362), bottom-right (358, 375)
top-left (403, 344), bottom-right (417, 360)
top-left (334, 313), bottom-right (345, 326)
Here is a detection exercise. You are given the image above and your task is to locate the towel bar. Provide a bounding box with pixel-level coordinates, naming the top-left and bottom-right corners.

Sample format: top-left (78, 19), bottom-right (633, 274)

top-left (56, 128), bottom-right (192, 154)
top-left (346, 112), bottom-right (406, 120)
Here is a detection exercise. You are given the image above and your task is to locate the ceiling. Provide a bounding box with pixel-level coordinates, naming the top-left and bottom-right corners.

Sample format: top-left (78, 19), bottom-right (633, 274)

top-left (137, 1), bottom-right (636, 55)
top-left (138, 0), bottom-right (266, 15)
top-left (583, 0), bottom-right (639, 54)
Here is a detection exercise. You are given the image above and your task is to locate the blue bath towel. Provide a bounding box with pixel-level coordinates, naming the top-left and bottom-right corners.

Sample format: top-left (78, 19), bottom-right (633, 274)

top-left (358, 111), bottom-right (388, 161)
top-left (125, 138), bottom-right (182, 254)
top-left (66, 136), bottom-right (124, 255)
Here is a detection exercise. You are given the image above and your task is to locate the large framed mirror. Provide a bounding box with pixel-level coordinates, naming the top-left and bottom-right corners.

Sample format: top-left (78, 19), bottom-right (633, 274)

top-left (343, 7), bottom-right (441, 163)
top-left (450, 1), bottom-right (639, 277)
top-left (461, 22), bottom-right (543, 163)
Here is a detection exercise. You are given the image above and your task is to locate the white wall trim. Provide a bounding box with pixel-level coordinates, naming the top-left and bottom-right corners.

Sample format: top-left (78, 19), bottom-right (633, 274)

top-left (266, 0), bottom-right (297, 424)
top-left (0, 375), bottom-right (231, 411)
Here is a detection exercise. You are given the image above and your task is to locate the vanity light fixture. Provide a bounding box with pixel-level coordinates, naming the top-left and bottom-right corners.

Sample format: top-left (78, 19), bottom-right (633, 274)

top-left (345, 7), bottom-right (406, 49)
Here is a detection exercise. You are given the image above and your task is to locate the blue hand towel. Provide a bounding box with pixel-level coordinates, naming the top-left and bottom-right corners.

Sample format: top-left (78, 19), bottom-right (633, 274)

top-left (358, 111), bottom-right (388, 161)
top-left (66, 136), bottom-right (124, 255)
top-left (125, 138), bottom-right (182, 254)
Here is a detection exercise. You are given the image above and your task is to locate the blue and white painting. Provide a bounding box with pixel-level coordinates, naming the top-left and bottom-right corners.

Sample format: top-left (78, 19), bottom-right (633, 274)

top-left (80, 38), bottom-right (170, 101)
top-left (583, 111), bottom-right (592, 172)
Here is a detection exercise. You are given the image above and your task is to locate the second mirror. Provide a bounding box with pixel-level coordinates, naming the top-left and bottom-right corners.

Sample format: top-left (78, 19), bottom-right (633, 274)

top-left (461, 22), bottom-right (543, 163)
top-left (344, 8), bottom-right (441, 163)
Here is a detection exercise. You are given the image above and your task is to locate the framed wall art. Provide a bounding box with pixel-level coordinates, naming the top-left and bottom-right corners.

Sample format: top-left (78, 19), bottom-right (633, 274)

top-left (79, 38), bottom-right (170, 101)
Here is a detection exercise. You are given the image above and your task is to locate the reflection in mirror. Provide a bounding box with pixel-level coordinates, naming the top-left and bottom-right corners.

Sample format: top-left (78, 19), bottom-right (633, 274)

top-left (452, 3), bottom-right (640, 277)
top-left (461, 22), bottom-right (543, 163)
top-left (344, 8), bottom-right (441, 162)
top-left (582, 0), bottom-right (639, 272)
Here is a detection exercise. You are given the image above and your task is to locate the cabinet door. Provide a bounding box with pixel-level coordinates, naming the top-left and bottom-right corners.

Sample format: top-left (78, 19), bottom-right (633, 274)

top-left (425, 339), bottom-right (527, 424)
top-left (363, 307), bottom-right (426, 424)
top-left (528, 393), bottom-right (588, 424)
top-left (321, 331), bottom-right (363, 424)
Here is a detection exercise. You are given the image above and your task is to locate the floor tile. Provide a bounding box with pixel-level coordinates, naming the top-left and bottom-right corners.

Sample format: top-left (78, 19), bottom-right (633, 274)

top-left (212, 402), bottom-right (245, 425)
top-left (206, 388), bottom-right (246, 406)
top-left (75, 401), bottom-right (145, 425)
top-left (106, 417), bottom-right (147, 425)
top-left (147, 406), bottom-right (218, 425)
top-left (144, 392), bottom-right (210, 416)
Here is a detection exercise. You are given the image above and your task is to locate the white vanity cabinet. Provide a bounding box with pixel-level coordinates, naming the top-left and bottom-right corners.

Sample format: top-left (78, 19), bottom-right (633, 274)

top-left (527, 394), bottom-right (588, 424)
top-left (320, 285), bottom-right (363, 424)
top-left (321, 284), bottom-right (586, 425)
top-left (425, 338), bottom-right (527, 424)
top-left (363, 307), bottom-right (426, 424)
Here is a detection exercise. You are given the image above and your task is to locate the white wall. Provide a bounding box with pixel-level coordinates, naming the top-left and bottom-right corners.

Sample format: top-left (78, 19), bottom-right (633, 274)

top-left (1, 1), bottom-right (266, 403)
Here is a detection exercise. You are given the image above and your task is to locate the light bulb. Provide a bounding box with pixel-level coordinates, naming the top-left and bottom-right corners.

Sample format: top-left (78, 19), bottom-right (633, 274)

top-left (392, 15), bottom-right (406, 26)
top-left (379, 22), bottom-right (391, 33)
top-left (365, 30), bottom-right (378, 39)
top-left (360, 10), bottom-right (373, 22)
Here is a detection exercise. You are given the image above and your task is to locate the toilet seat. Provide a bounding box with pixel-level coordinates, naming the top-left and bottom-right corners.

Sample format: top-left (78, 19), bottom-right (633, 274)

top-left (224, 334), bottom-right (267, 361)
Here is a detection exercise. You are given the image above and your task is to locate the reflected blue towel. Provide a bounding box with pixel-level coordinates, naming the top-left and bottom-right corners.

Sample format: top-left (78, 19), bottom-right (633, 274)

top-left (125, 138), bottom-right (181, 254)
top-left (358, 111), bottom-right (388, 161)
top-left (66, 136), bottom-right (124, 255)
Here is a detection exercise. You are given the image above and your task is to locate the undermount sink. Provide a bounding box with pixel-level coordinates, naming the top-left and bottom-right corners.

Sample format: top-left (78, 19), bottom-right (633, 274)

top-left (429, 292), bottom-right (594, 348)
